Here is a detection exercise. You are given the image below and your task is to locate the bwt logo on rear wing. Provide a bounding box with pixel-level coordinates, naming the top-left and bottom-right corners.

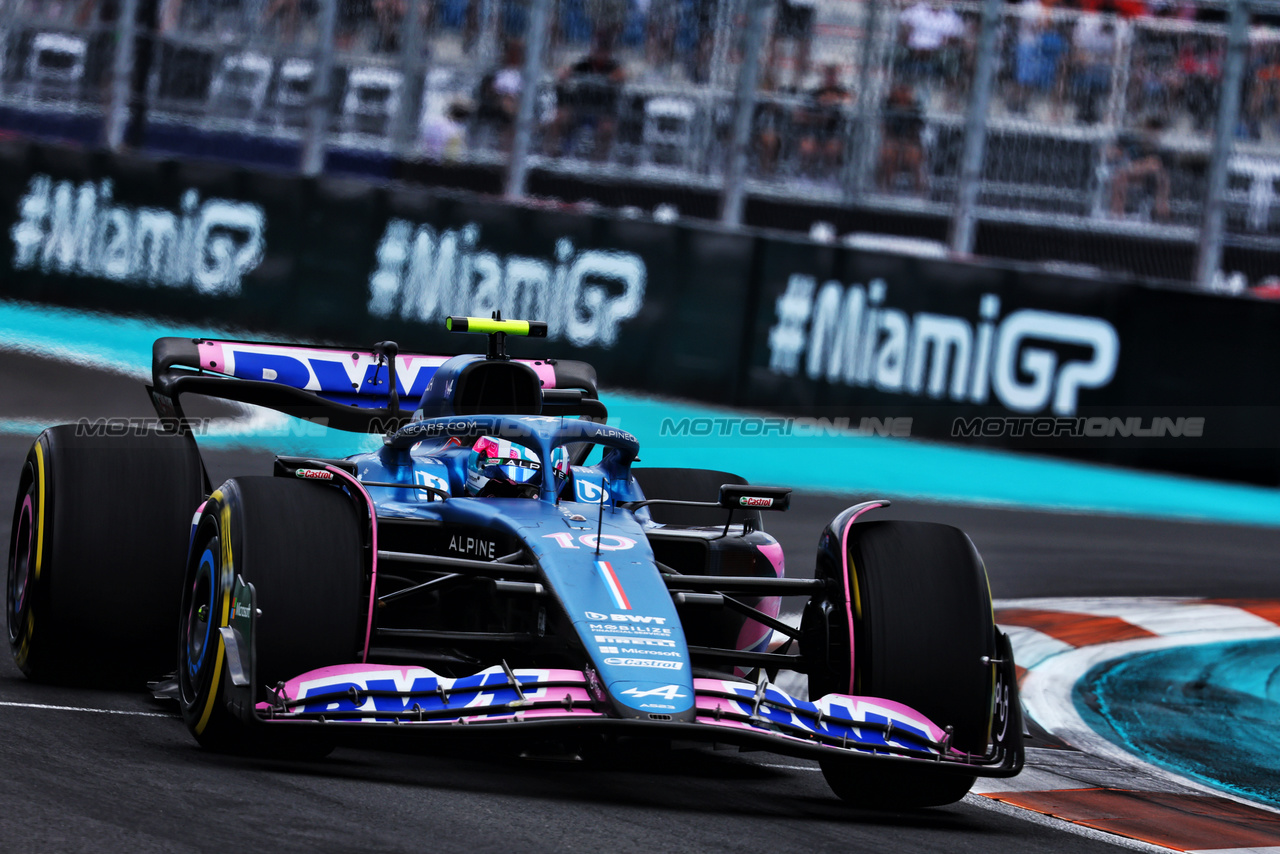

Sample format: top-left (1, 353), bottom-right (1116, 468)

top-left (193, 340), bottom-right (450, 401)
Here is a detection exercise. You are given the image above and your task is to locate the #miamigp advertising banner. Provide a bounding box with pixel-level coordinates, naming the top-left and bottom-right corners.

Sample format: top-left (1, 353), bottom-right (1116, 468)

top-left (3, 140), bottom-right (1280, 483)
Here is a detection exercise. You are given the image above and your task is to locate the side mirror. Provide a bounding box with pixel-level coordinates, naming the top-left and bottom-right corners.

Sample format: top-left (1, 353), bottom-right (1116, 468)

top-left (718, 484), bottom-right (792, 512)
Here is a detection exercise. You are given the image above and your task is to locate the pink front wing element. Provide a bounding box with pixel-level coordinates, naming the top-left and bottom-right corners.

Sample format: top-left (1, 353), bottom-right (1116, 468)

top-left (733, 542), bottom-right (786, 672)
top-left (276, 664), bottom-right (591, 707)
top-left (840, 502), bottom-right (885, 694)
top-left (320, 464), bottom-right (378, 662)
top-left (756, 542), bottom-right (785, 578)
top-left (692, 678), bottom-right (952, 754)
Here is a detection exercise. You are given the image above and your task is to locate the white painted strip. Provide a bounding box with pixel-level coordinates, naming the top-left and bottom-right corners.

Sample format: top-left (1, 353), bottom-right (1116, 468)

top-left (996, 596), bottom-right (1195, 613)
top-left (1069, 602), bottom-right (1277, 637)
top-left (0, 700), bottom-right (174, 718)
top-left (995, 598), bottom-right (1279, 636)
top-left (1001, 624), bottom-right (1074, 669)
top-left (758, 763), bottom-right (819, 771)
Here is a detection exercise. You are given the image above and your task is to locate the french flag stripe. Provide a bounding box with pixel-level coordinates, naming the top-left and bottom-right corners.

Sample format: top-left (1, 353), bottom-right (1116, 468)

top-left (596, 561), bottom-right (631, 611)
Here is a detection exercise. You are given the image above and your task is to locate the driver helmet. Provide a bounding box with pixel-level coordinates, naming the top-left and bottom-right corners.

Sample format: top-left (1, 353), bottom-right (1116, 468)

top-left (466, 436), bottom-right (570, 498)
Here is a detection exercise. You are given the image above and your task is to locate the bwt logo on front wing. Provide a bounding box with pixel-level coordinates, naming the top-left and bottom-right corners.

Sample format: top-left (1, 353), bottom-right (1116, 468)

top-left (368, 221), bottom-right (645, 348)
top-left (768, 276), bottom-right (1120, 416)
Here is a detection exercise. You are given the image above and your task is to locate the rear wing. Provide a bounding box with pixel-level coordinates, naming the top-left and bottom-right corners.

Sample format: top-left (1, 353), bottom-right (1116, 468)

top-left (149, 337), bottom-right (604, 433)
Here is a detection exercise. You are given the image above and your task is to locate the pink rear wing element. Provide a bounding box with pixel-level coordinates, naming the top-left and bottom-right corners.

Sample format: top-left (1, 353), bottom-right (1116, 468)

top-left (192, 339), bottom-right (556, 406)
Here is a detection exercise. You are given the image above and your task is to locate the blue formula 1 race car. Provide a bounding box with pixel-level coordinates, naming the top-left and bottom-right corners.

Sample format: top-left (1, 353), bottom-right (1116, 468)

top-left (7, 316), bottom-right (1022, 808)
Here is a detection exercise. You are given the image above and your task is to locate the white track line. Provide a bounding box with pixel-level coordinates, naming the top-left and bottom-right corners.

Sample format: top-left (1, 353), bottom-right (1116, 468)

top-left (0, 701), bottom-right (174, 718)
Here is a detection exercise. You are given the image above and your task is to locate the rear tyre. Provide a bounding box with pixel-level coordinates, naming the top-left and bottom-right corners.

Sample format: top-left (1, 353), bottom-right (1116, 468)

top-left (805, 520), bottom-right (996, 808)
top-left (7, 426), bottom-right (204, 685)
top-left (178, 477), bottom-right (364, 757)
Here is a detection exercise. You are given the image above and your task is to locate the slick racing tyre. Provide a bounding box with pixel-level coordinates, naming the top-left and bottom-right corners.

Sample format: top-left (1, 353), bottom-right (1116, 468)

top-left (179, 477), bottom-right (363, 756)
top-left (802, 520), bottom-right (997, 808)
top-left (7, 426), bottom-right (204, 686)
top-left (631, 468), bottom-right (761, 529)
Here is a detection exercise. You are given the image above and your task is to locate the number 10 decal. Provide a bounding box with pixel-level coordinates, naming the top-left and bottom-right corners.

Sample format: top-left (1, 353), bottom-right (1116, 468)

top-left (543, 533), bottom-right (636, 551)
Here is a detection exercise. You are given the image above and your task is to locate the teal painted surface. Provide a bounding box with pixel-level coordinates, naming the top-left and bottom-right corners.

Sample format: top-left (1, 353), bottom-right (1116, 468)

top-left (2, 298), bottom-right (1280, 524)
top-left (1075, 640), bottom-right (1280, 807)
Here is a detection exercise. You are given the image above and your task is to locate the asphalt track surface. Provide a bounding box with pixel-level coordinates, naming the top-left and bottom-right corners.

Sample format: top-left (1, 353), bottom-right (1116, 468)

top-left (2, 356), bottom-right (1278, 853)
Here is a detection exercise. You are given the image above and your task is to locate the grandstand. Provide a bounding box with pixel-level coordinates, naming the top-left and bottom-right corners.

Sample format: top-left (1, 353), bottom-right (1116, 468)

top-left (1, 0), bottom-right (1277, 286)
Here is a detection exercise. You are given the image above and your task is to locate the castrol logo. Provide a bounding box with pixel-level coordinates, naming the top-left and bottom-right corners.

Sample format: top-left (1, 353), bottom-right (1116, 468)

top-left (740, 496), bottom-right (773, 508)
top-left (295, 469), bottom-right (334, 480)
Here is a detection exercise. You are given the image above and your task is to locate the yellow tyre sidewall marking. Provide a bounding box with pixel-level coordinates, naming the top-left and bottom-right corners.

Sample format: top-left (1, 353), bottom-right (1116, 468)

top-left (194, 493), bottom-right (231, 736)
top-left (17, 443), bottom-right (49, 667)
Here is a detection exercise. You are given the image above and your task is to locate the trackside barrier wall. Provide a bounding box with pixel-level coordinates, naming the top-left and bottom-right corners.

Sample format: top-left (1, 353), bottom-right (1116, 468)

top-left (2, 140), bottom-right (1278, 485)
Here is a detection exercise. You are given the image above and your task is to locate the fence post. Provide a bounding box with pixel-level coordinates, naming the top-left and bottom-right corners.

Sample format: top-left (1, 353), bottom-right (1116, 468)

top-left (301, 0), bottom-right (340, 177)
top-left (505, 0), bottom-right (553, 199)
top-left (844, 0), bottom-right (882, 201)
top-left (105, 0), bottom-right (141, 151)
top-left (948, 0), bottom-right (1002, 255)
top-left (718, 0), bottom-right (769, 227)
top-left (1195, 0), bottom-right (1249, 289)
top-left (393, 0), bottom-right (428, 154)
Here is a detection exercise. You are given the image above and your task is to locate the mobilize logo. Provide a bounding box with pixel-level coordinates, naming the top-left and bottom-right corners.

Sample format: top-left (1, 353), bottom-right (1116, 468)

top-left (10, 175), bottom-right (265, 295)
top-left (768, 277), bottom-right (1120, 416)
top-left (368, 222), bottom-right (646, 348)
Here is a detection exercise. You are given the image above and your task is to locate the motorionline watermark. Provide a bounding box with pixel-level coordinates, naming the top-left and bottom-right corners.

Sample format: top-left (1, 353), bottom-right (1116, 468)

top-left (660, 416), bottom-right (913, 439)
top-left (952, 416), bottom-right (1205, 439)
top-left (73, 417), bottom-right (332, 438)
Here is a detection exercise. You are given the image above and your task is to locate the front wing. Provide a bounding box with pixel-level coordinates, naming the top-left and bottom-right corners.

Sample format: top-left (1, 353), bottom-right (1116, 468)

top-left (251, 663), bottom-right (1023, 776)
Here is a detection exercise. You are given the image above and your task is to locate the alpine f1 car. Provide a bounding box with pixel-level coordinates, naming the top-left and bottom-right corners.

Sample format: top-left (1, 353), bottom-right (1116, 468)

top-left (7, 316), bottom-right (1022, 807)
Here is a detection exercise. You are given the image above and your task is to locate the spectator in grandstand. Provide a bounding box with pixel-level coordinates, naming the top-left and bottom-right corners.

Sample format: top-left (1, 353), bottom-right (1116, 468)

top-left (336, 0), bottom-right (373, 50)
top-left (1244, 40), bottom-right (1280, 141)
top-left (263, 0), bottom-right (306, 41)
top-left (1076, 0), bottom-right (1149, 17)
top-left (372, 0), bottom-right (406, 52)
top-left (1175, 35), bottom-right (1223, 131)
top-left (1108, 117), bottom-right (1171, 221)
top-left (421, 99), bottom-right (472, 160)
top-left (878, 83), bottom-right (927, 194)
top-left (1011, 0), bottom-right (1067, 117)
top-left (1069, 10), bottom-right (1116, 123)
top-left (796, 64), bottom-right (853, 177)
top-left (753, 77), bottom-right (787, 176)
top-left (898, 1), bottom-right (967, 100)
top-left (475, 39), bottom-right (524, 151)
top-left (765, 0), bottom-right (816, 89)
top-left (546, 32), bottom-right (626, 161)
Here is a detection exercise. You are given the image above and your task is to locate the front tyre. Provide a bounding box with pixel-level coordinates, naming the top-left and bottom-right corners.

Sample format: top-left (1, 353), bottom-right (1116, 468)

top-left (179, 477), bottom-right (364, 755)
top-left (803, 519), bottom-right (998, 808)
